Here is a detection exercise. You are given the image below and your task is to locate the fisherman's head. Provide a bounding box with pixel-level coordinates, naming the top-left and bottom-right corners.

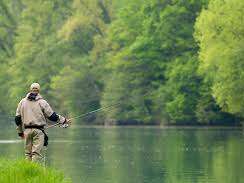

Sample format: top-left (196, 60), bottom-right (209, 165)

top-left (30, 82), bottom-right (40, 94)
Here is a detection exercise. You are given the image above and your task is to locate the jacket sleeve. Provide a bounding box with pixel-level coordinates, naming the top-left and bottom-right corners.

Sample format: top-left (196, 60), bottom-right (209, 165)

top-left (40, 100), bottom-right (66, 124)
top-left (40, 100), bottom-right (54, 117)
top-left (15, 100), bottom-right (23, 134)
top-left (16, 99), bottom-right (23, 116)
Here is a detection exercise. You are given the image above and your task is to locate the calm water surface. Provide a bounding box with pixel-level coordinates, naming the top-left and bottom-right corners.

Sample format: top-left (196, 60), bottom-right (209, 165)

top-left (0, 119), bottom-right (243, 183)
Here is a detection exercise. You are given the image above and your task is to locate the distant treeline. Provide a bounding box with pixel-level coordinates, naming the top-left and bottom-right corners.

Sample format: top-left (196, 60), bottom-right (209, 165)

top-left (0, 0), bottom-right (243, 125)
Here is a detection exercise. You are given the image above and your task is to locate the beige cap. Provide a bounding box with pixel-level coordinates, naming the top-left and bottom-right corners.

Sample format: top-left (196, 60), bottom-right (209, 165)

top-left (30, 82), bottom-right (40, 91)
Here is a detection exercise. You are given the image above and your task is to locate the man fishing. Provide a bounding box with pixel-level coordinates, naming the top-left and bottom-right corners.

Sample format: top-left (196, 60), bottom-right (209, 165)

top-left (15, 82), bottom-right (70, 162)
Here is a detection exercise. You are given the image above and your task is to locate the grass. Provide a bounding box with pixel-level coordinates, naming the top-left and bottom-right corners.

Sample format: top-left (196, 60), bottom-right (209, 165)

top-left (0, 159), bottom-right (72, 183)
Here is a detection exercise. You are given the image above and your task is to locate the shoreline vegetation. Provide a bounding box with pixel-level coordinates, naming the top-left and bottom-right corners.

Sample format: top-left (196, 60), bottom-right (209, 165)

top-left (0, 159), bottom-right (71, 183)
top-left (111, 122), bottom-right (243, 127)
top-left (0, 0), bottom-right (244, 126)
top-left (99, 123), bottom-right (243, 127)
top-left (103, 119), bottom-right (243, 126)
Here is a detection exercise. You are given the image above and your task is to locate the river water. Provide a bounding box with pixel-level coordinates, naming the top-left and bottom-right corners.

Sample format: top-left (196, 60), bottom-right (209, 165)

top-left (0, 119), bottom-right (243, 183)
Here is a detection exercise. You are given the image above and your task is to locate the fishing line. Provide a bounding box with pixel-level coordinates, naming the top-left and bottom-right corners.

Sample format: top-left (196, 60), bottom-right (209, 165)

top-left (46, 102), bottom-right (121, 129)
top-left (47, 90), bottom-right (155, 129)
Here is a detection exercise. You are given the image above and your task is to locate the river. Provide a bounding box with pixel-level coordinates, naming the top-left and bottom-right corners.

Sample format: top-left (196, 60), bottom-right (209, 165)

top-left (0, 118), bottom-right (243, 183)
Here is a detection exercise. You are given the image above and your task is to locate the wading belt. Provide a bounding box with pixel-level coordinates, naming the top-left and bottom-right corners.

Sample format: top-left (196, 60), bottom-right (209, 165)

top-left (24, 125), bottom-right (48, 146)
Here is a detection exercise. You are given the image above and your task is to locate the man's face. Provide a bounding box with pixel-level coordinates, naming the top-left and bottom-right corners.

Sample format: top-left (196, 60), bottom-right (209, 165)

top-left (31, 87), bottom-right (39, 94)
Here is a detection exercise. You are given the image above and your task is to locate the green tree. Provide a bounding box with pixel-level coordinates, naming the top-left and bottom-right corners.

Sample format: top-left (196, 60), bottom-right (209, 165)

top-left (195, 0), bottom-right (244, 117)
top-left (0, 0), bottom-right (240, 125)
top-left (100, 0), bottom-right (209, 124)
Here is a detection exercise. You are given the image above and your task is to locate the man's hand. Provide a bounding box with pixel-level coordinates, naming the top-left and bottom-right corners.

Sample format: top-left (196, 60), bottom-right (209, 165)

top-left (66, 118), bottom-right (71, 124)
top-left (18, 132), bottom-right (25, 139)
top-left (60, 118), bottom-right (71, 128)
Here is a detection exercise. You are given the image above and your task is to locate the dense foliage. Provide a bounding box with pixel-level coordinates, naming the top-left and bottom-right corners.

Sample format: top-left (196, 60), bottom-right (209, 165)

top-left (0, 0), bottom-right (242, 125)
top-left (195, 0), bottom-right (244, 118)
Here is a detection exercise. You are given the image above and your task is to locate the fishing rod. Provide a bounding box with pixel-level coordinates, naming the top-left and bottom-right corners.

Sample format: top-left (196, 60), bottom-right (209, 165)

top-left (46, 102), bottom-right (121, 129)
top-left (46, 90), bottom-right (156, 129)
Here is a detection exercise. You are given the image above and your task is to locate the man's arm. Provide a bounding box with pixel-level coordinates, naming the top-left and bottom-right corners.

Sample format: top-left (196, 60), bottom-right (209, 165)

top-left (15, 100), bottom-right (24, 138)
top-left (40, 100), bottom-right (67, 124)
top-left (48, 112), bottom-right (67, 124)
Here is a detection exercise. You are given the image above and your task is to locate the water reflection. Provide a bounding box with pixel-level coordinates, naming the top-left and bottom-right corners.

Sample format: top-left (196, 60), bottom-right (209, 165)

top-left (0, 119), bottom-right (243, 183)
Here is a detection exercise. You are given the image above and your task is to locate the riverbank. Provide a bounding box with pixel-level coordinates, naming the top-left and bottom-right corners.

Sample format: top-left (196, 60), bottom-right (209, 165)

top-left (101, 119), bottom-right (243, 127)
top-left (0, 159), bottom-right (71, 183)
top-left (100, 117), bottom-right (243, 126)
